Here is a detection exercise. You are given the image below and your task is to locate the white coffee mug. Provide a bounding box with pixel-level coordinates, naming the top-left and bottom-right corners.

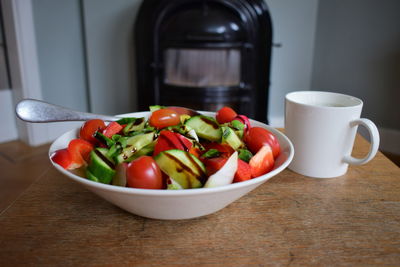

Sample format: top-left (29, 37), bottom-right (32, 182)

top-left (285, 91), bottom-right (380, 178)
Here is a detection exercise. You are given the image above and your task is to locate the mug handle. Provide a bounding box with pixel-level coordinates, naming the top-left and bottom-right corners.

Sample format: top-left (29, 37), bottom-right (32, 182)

top-left (343, 118), bottom-right (380, 165)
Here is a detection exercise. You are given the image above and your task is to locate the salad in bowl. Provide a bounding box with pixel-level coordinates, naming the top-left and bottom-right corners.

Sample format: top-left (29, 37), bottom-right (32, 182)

top-left (49, 106), bottom-right (293, 219)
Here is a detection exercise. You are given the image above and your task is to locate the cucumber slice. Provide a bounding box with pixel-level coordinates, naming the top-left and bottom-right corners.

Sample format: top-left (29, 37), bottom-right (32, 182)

top-left (115, 132), bottom-right (155, 163)
top-left (155, 149), bottom-right (206, 189)
top-left (86, 169), bottom-right (99, 182)
top-left (184, 115), bottom-right (222, 142)
top-left (221, 126), bottom-right (243, 150)
top-left (122, 117), bottom-right (145, 135)
top-left (87, 149), bottom-right (116, 184)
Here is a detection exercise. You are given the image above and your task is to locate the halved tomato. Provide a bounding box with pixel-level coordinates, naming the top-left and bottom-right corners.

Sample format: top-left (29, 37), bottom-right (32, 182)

top-left (79, 119), bottom-right (106, 144)
top-left (249, 145), bottom-right (274, 177)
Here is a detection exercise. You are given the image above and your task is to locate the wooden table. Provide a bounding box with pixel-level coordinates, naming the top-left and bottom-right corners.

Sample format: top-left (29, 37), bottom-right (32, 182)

top-left (0, 135), bottom-right (399, 266)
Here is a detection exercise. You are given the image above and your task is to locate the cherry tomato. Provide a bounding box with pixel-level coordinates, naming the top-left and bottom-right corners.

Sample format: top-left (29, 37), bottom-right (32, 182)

top-left (245, 127), bottom-right (280, 158)
top-left (249, 145), bottom-right (274, 177)
top-left (51, 149), bottom-right (72, 169)
top-left (149, 108), bottom-right (180, 129)
top-left (216, 106), bottom-right (237, 124)
top-left (79, 119), bottom-right (106, 144)
top-left (126, 156), bottom-right (163, 189)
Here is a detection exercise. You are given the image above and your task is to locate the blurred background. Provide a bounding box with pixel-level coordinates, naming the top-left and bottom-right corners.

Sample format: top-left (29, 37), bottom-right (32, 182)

top-left (0, 0), bottom-right (399, 165)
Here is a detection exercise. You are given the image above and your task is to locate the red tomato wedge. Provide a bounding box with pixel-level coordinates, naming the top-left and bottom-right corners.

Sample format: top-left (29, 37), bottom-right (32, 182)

top-left (233, 159), bottom-right (252, 183)
top-left (102, 121), bottom-right (123, 138)
top-left (51, 149), bottom-right (72, 169)
top-left (203, 157), bottom-right (227, 176)
top-left (216, 106), bottom-right (237, 124)
top-left (245, 127), bottom-right (280, 158)
top-left (149, 108), bottom-right (180, 129)
top-left (153, 130), bottom-right (193, 156)
top-left (67, 139), bottom-right (94, 169)
top-left (79, 119), bottom-right (106, 144)
top-left (249, 145), bottom-right (274, 177)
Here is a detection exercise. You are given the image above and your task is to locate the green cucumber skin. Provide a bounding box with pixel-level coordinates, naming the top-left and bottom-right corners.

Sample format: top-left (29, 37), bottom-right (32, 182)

top-left (184, 115), bottom-right (222, 142)
top-left (221, 126), bottom-right (243, 150)
top-left (87, 150), bottom-right (115, 184)
top-left (115, 132), bottom-right (155, 164)
top-left (86, 169), bottom-right (99, 182)
top-left (155, 149), bottom-right (206, 189)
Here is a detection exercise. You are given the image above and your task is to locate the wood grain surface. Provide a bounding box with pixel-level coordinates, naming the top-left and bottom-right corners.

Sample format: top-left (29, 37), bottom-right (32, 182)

top-left (0, 136), bottom-right (399, 266)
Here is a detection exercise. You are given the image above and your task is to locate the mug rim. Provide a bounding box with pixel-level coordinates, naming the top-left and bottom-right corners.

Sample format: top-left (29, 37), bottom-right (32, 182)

top-left (285, 91), bottom-right (363, 109)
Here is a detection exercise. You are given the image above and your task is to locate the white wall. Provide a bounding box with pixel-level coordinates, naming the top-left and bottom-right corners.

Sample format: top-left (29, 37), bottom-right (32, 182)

top-left (32, 0), bottom-right (88, 112)
top-left (0, 90), bottom-right (18, 142)
top-left (83, 0), bottom-right (141, 115)
top-left (266, 0), bottom-right (319, 127)
top-left (312, 0), bottom-right (400, 154)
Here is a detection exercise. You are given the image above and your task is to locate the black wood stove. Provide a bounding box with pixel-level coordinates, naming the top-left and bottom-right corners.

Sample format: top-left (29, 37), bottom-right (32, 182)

top-left (135, 0), bottom-right (272, 122)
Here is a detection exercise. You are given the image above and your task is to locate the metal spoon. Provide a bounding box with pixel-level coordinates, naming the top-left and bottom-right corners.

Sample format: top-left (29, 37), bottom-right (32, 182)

top-left (15, 99), bottom-right (200, 123)
top-left (15, 99), bottom-right (118, 123)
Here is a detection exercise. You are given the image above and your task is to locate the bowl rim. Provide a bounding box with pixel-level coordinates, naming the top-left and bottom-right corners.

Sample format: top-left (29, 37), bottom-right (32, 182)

top-left (49, 111), bottom-right (294, 197)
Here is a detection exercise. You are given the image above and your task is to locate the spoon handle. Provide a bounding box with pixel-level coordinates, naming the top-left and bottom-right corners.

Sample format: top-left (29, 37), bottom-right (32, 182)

top-left (16, 99), bottom-right (119, 123)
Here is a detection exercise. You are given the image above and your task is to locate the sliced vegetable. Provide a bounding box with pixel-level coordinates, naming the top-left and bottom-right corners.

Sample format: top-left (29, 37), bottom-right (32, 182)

top-left (94, 131), bottom-right (115, 147)
top-left (233, 159), bottom-right (252, 183)
top-left (155, 149), bottom-right (206, 189)
top-left (122, 118), bottom-right (145, 135)
top-left (167, 177), bottom-right (184, 190)
top-left (202, 149), bottom-right (220, 159)
top-left (204, 152), bottom-right (238, 188)
top-left (185, 115), bottom-right (222, 142)
top-left (51, 149), bottom-right (72, 169)
top-left (67, 139), bottom-right (94, 169)
top-left (87, 148), bottom-right (116, 184)
top-left (203, 157), bottom-right (227, 176)
top-left (153, 130), bottom-right (193, 156)
top-left (202, 142), bottom-right (234, 158)
top-left (221, 126), bottom-right (243, 150)
top-left (79, 119), bottom-right (106, 144)
top-left (238, 149), bottom-right (253, 163)
top-left (102, 121), bottom-right (123, 138)
top-left (115, 132), bottom-right (155, 163)
top-left (233, 115), bottom-right (251, 133)
top-left (249, 145), bottom-right (274, 177)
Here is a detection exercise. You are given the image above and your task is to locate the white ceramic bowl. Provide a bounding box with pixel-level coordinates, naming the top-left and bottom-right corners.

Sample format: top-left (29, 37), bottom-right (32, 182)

top-left (49, 111), bottom-right (294, 220)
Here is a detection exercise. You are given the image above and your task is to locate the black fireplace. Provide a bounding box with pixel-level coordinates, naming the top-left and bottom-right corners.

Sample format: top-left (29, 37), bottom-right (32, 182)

top-left (135, 0), bottom-right (272, 123)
